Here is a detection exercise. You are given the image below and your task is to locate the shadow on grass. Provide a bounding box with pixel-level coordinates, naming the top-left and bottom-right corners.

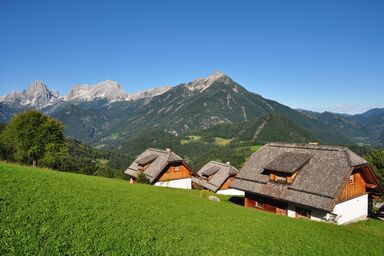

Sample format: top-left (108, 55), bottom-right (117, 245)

top-left (228, 196), bottom-right (244, 206)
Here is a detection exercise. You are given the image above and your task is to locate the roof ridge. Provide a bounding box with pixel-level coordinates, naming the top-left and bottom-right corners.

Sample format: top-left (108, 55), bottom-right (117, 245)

top-left (344, 148), bottom-right (368, 167)
top-left (169, 151), bottom-right (182, 160)
top-left (343, 148), bottom-right (353, 167)
top-left (167, 152), bottom-right (174, 162)
top-left (147, 147), bottom-right (176, 155)
top-left (209, 160), bottom-right (232, 167)
top-left (267, 142), bottom-right (343, 151)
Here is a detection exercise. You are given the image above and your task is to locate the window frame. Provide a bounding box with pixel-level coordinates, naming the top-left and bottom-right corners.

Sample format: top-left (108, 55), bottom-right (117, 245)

top-left (275, 175), bottom-right (287, 183)
top-left (349, 174), bottom-right (355, 184)
top-left (255, 201), bottom-right (264, 208)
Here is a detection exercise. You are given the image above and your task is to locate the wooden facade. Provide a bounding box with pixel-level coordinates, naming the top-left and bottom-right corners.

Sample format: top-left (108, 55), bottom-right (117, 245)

top-left (245, 167), bottom-right (377, 219)
top-left (338, 169), bottom-right (368, 202)
top-left (245, 192), bottom-right (287, 215)
top-left (158, 164), bottom-right (191, 182)
top-left (219, 176), bottom-right (235, 190)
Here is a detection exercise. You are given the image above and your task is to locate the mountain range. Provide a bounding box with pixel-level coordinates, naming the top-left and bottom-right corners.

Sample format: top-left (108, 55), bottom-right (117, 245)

top-left (1, 72), bottom-right (383, 152)
top-left (0, 80), bottom-right (171, 109)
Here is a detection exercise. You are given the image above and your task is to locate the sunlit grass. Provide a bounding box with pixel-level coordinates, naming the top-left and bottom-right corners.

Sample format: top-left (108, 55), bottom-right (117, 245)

top-left (180, 135), bottom-right (202, 145)
top-left (1, 162), bottom-right (383, 255)
top-left (214, 137), bottom-right (233, 146)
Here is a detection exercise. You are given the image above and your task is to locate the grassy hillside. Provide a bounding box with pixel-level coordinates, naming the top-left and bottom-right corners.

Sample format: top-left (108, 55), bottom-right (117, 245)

top-left (1, 163), bottom-right (384, 255)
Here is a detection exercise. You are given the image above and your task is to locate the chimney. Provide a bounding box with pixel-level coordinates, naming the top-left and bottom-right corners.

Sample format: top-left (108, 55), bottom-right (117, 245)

top-left (165, 148), bottom-right (171, 152)
top-left (226, 162), bottom-right (231, 165)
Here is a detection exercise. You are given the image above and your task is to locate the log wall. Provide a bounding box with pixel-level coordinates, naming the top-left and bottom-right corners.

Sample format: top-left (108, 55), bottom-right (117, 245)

top-left (159, 164), bottom-right (191, 182)
top-left (338, 170), bottom-right (367, 202)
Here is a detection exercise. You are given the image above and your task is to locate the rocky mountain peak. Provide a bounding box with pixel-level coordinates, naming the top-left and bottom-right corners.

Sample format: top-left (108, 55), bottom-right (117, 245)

top-left (207, 71), bottom-right (227, 80)
top-left (26, 80), bottom-right (48, 92)
top-left (126, 86), bottom-right (172, 101)
top-left (25, 80), bottom-right (59, 100)
top-left (65, 80), bottom-right (128, 102)
top-left (65, 80), bottom-right (171, 102)
top-left (185, 71), bottom-right (232, 92)
top-left (0, 80), bottom-right (60, 109)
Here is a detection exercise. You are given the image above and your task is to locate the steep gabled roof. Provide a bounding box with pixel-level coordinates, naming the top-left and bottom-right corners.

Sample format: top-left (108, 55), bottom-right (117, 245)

top-left (230, 143), bottom-right (382, 212)
top-left (125, 148), bottom-right (184, 183)
top-left (192, 161), bottom-right (239, 192)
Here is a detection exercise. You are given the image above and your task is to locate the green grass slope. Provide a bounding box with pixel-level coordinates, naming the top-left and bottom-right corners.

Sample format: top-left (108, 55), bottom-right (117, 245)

top-left (1, 163), bottom-right (383, 255)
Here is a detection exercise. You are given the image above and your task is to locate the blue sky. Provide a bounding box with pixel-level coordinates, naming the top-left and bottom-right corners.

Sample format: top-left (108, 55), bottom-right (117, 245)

top-left (0, 0), bottom-right (383, 114)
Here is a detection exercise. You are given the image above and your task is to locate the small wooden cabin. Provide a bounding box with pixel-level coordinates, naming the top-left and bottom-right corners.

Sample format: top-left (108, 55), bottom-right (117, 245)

top-left (125, 148), bottom-right (193, 189)
top-left (192, 161), bottom-right (244, 196)
top-left (230, 143), bottom-right (383, 224)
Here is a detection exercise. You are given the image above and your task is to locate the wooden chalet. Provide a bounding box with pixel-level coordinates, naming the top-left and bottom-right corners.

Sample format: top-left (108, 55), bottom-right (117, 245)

top-left (230, 143), bottom-right (383, 224)
top-left (192, 161), bottom-right (244, 196)
top-left (125, 148), bottom-right (193, 189)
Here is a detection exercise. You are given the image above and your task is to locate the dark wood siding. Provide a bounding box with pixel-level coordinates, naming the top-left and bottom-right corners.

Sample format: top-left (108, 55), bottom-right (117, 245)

top-left (245, 192), bottom-right (287, 215)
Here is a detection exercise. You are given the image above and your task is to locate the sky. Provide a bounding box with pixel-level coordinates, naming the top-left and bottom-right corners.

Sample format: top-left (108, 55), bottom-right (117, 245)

top-left (0, 0), bottom-right (383, 114)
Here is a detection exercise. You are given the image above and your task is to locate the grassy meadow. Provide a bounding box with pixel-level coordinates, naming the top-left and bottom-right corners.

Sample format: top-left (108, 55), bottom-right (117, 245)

top-left (1, 162), bottom-right (384, 255)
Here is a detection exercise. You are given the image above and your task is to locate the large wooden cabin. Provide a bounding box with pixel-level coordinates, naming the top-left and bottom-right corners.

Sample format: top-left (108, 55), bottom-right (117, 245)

top-left (192, 161), bottom-right (244, 196)
top-left (125, 148), bottom-right (193, 189)
top-left (230, 143), bottom-right (383, 224)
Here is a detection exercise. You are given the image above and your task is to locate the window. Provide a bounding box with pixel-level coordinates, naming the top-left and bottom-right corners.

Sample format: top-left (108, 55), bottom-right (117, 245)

top-left (174, 166), bottom-right (180, 172)
top-left (255, 201), bottom-right (264, 208)
top-left (349, 175), bottom-right (354, 183)
top-left (269, 172), bottom-right (290, 183)
top-left (275, 175), bottom-right (287, 183)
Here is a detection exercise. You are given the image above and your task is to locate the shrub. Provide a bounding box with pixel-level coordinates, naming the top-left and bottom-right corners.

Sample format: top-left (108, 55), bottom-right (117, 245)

top-left (137, 171), bottom-right (150, 184)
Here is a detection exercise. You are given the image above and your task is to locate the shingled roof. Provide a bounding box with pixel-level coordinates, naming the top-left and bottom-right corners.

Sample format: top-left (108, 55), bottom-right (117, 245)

top-left (125, 148), bottom-right (183, 183)
top-left (192, 161), bottom-right (239, 192)
top-left (264, 152), bottom-right (312, 174)
top-left (230, 143), bottom-right (382, 212)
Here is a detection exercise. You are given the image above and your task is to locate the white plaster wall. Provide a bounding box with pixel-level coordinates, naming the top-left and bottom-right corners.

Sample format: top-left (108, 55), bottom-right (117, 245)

top-left (287, 204), bottom-right (296, 218)
top-left (285, 195), bottom-right (368, 225)
top-left (288, 204), bottom-right (329, 222)
top-left (332, 194), bottom-right (368, 225)
top-left (216, 189), bottom-right (245, 196)
top-left (154, 178), bottom-right (192, 189)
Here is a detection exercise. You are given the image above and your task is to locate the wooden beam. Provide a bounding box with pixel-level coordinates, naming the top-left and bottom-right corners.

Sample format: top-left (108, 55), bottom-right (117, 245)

top-left (365, 184), bottom-right (377, 189)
